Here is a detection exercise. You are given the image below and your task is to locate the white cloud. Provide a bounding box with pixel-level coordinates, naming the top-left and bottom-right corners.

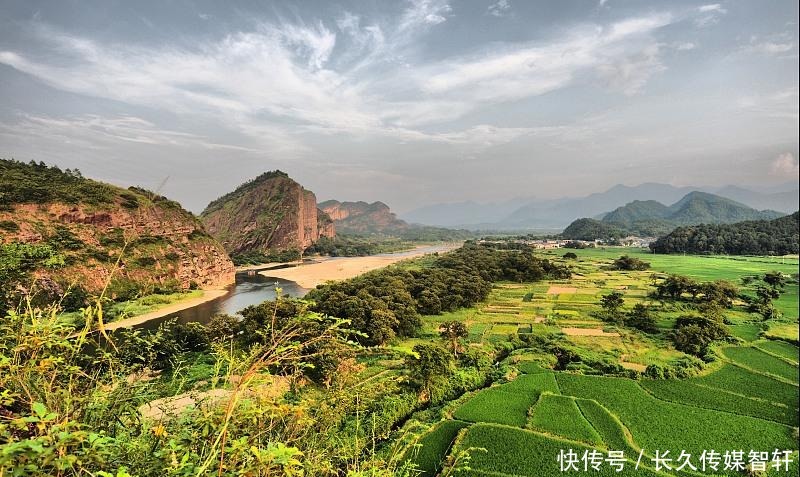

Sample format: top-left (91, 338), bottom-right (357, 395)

top-left (0, 113), bottom-right (261, 152)
top-left (697, 4), bottom-right (726, 14)
top-left (419, 13), bottom-right (672, 105)
top-left (743, 33), bottom-right (797, 56)
top-left (0, 9), bottom-right (675, 147)
top-left (694, 4), bottom-right (727, 27)
top-left (738, 87), bottom-right (799, 120)
top-left (770, 152), bottom-right (799, 177)
top-left (596, 44), bottom-right (665, 96)
top-left (674, 42), bottom-right (696, 51)
top-left (488, 0), bottom-right (511, 18)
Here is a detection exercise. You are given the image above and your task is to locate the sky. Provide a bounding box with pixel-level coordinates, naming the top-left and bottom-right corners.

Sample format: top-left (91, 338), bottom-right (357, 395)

top-left (0, 0), bottom-right (798, 214)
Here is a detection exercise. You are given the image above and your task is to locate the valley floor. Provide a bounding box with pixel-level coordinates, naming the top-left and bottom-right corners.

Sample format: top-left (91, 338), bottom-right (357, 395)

top-left (260, 243), bottom-right (462, 288)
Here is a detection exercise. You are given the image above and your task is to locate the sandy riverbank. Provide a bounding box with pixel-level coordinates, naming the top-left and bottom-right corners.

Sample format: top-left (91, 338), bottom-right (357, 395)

top-left (103, 289), bottom-right (229, 330)
top-left (259, 244), bottom-right (461, 289)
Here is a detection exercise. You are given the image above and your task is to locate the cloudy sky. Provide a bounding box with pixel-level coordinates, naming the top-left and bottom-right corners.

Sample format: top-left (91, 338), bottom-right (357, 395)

top-left (0, 0), bottom-right (797, 213)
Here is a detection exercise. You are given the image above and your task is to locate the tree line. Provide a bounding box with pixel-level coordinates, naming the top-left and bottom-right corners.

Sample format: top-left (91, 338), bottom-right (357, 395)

top-left (649, 212), bottom-right (798, 255)
top-left (307, 243), bottom-right (572, 346)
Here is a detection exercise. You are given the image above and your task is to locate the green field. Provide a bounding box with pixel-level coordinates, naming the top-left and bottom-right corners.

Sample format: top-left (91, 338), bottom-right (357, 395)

top-left (528, 394), bottom-right (602, 445)
top-left (455, 424), bottom-right (668, 477)
top-left (405, 420), bottom-right (470, 476)
top-left (722, 346), bottom-right (799, 383)
top-left (556, 373), bottom-right (797, 457)
top-left (404, 247), bottom-right (799, 476)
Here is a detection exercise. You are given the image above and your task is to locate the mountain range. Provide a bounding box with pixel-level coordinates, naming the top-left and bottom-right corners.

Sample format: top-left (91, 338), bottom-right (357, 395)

top-left (561, 191), bottom-right (785, 239)
top-left (401, 182), bottom-right (799, 230)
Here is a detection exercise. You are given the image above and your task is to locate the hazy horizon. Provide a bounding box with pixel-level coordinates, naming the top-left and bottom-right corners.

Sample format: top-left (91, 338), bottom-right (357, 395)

top-left (1, 0), bottom-right (798, 214)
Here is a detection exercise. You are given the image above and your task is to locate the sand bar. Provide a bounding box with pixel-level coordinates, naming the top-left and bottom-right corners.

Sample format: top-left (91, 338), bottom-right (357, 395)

top-left (260, 243), bottom-right (461, 289)
top-left (103, 289), bottom-right (229, 330)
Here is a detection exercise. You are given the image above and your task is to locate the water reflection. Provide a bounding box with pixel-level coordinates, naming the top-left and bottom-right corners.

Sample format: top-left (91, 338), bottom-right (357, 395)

top-left (137, 267), bottom-right (308, 330)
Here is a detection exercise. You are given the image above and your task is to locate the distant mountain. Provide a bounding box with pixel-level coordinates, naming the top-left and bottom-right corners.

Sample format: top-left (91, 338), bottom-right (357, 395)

top-left (403, 181), bottom-right (798, 230)
top-left (200, 171), bottom-right (335, 257)
top-left (500, 183), bottom-right (702, 229)
top-left (712, 185), bottom-right (798, 213)
top-left (564, 191), bottom-right (786, 238)
top-left (650, 212), bottom-right (799, 255)
top-left (319, 200), bottom-right (408, 234)
top-left (401, 197), bottom-right (532, 227)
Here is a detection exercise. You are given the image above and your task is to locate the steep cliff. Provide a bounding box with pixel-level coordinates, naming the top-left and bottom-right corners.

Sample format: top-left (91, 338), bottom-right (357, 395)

top-left (318, 200), bottom-right (409, 234)
top-left (199, 171), bottom-right (335, 256)
top-left (0, 159), bottom-right (235, 310)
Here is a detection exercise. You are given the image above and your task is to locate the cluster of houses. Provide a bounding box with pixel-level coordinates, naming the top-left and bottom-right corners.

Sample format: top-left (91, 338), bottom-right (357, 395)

top-left (478, 236), bottom-right (655, 249)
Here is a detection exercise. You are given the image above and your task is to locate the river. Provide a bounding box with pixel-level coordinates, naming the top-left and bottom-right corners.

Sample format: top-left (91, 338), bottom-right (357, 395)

top-left (136, 243), bottom-right (459, 330)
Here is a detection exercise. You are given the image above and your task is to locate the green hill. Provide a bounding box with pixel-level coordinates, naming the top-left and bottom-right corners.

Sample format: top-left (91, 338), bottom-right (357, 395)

top-left (649, 212), bottom-right (799, 255)
top-left (0, 159), bottom-right (234, 313)
top-left (568, 191), bottom-right (786, 238)
top-left (561, 218), bottom-right (625, 241)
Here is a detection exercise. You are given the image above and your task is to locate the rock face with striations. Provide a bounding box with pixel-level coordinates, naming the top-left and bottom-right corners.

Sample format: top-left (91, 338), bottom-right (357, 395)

top-left (318, 200), bottom-right (409, 234)
top-left (199, 171), bottom-right (335, 255)
top-left (0, 159), bottom-right (235, 302)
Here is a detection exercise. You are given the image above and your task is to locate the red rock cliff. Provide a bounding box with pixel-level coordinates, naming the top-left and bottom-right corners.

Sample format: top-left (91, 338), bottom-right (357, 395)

top-left (200, 171), bottom-right (335, 256)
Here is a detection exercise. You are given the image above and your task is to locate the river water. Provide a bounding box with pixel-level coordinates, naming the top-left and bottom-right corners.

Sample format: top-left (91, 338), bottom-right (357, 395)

top-left (136, 244), bottom-right (458, 330)
top-left (137, 266), bottom-right (309, 330)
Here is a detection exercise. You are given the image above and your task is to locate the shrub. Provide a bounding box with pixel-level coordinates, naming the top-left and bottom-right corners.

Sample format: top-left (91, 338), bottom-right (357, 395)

top-left (0, 220), bottom-right (19, 232)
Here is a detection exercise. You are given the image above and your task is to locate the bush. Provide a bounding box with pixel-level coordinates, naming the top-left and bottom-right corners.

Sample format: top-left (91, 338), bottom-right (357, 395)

top-left (0, 220), bottom-right (19, 232)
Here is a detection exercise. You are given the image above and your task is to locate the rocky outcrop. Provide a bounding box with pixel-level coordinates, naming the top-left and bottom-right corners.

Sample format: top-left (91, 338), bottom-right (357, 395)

top-left (0, 191), bottom-right (235, 295)
top-left (200, 171), bottom-right (335, 256)
top-left (318, 200), bottom-right (409, 234)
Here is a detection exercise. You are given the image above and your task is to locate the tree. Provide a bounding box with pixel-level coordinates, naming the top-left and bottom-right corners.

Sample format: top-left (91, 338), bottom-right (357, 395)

top-left (654, 274), bottom-right (696, 300)
top-left (671, 315), bottom-right (730, 357)
top-left (439, 320), bottom-right (469, 357)
top-left (611, 255), bottom-right (650, 271)
top-left (626, 303), bottom-right (658, 333)
top-left (764, 271), bottom-right (787, 290)
top-left (366, 309), bottom-right (398, 346)
top-left (563, 252), bottom-right (578, 260)
top-left (405, 343), bottom-right (453, 397)
top-left (600, 291), bottom-right (625, 323)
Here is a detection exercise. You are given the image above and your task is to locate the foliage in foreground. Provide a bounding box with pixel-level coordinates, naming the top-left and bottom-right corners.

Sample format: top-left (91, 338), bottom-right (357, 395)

top-left (0, 297), bottom-right (425, 476)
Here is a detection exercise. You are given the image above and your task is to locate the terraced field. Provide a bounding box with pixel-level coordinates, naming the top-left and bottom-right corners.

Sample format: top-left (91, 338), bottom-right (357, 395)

top-left (403, 249), bottom-right (799, 476)
top-left (412, 366), bottom-right (798, 476)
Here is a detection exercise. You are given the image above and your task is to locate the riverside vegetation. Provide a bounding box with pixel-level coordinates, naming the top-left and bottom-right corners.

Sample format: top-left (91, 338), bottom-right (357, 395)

top-left (1, 239), bottom-right (798, 476)
top-left (2, 161), bottom-right (799, 476)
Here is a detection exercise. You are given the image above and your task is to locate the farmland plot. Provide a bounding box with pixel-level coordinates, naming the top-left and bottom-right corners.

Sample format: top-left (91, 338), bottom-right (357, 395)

top-left (556, 374), bottom-right (798, 458)
top-left (722, 347), bottom-right (799, 383)
top-left (754, 340), bottom-right (800, 363)
top-left (528, 394), bottom-right (602, 445)
top-left (405, 420), bottom-right (470, 476)
top-left (454, 388), bottom-right (536, 426)
top-left (640, 379), bottom-right (798, 426)
top-left (455, 423), bottom-right (669, 477)
top-left (691, 364), bottom-right (799, 405)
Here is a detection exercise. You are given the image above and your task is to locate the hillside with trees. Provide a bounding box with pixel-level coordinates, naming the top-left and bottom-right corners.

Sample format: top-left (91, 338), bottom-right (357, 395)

top-left (561, 218), bottom-right (625, 241)
top-left (563, 191), bottom-right (785, 238)
top-left (649, 212), bottom-right (799, 255)
top-left (0, 159), bottom-right (234, 315)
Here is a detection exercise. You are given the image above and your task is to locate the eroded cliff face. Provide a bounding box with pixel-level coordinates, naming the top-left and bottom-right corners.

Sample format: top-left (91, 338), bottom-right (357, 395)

top-left (1, 201), bottom-right (235, 294)
top-left (318, 200), bottom-right (408, 234)
top-left (200, 171), bottom-right (335, 255)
